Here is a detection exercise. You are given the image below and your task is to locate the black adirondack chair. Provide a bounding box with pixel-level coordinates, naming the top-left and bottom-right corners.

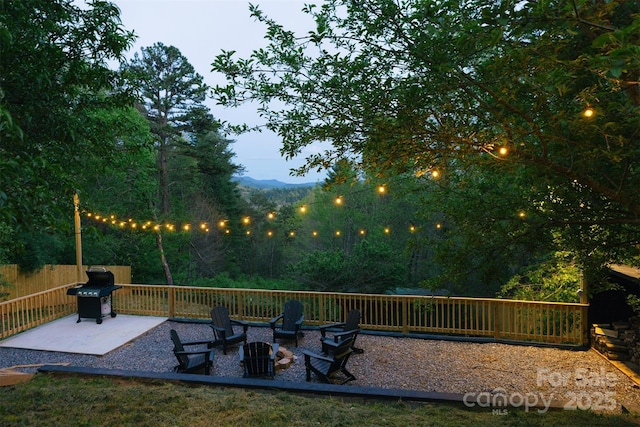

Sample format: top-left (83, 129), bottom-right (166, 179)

top-left (170, 329), bottom-right (214, 375)
top-left (240, 342), bottom-right (279, 378)
top-left (269, 299), bottom-right (304, 347)
top-left (209, 306), bottom-right (249, 355)
top-left (302, 337), bottom-right (356, 384)
top-left (319, 308), bottom-right (363, 354)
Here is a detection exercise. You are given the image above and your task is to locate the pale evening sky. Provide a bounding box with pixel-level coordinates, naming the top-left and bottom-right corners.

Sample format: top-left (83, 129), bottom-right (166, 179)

top-left (109, 0), bottom-right (327, 184)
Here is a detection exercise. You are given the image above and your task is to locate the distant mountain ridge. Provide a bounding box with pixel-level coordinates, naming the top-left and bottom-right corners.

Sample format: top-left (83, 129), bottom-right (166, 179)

top-left (232, 176), bottom-right (319, 189)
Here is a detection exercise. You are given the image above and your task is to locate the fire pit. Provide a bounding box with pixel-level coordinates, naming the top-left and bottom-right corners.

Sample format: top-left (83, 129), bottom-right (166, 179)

top-left (275, 346), bottom-right (295, 371)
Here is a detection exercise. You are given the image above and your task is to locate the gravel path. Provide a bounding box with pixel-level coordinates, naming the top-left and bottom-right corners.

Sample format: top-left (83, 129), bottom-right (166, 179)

top-left (1, 320), bottom-right (639, 413)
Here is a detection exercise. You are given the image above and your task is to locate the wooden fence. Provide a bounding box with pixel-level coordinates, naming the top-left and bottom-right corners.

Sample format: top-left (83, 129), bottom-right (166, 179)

top-left (0, 265), bottom-right (131, 300)
top-left (0, 283), bottom-right (589, 346)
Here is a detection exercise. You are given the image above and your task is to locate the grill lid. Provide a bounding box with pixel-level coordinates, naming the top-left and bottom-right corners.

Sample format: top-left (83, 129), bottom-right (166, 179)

top-left (85, 268), bottom-right (114, 287)
top-left (66, 268), bottom-right (119, 296)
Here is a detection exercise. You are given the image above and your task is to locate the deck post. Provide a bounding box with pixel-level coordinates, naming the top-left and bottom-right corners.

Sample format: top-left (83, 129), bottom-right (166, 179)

top-left (168, 285), bottom-right (176, 318)
top-left (493, 302), bottom-right (501, 340)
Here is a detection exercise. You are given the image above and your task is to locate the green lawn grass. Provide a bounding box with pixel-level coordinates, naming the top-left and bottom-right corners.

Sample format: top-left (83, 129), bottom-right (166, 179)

top-left (1, 375), bottom-right (639, 426)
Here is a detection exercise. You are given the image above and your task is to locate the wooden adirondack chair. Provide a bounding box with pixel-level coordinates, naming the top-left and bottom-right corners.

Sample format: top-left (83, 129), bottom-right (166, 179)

top-left (302, 337), bottom-right (355, 384)
top-left (269, 299), bottom-right (304, 347)
top-left (319, 308), bottom-right (363, 354)
top-left (239, 342), bottom-right (279, 378)
top-left (170, 329), bottom-right (214, 375)
top-left (209, 306), bottom-right (249, 355)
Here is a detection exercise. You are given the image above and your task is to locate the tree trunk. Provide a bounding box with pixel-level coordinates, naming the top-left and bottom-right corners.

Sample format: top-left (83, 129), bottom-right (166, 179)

top-left (159, 135), bottom-right (171, 215)
top-left (156, 230), bottom-right (173, 285)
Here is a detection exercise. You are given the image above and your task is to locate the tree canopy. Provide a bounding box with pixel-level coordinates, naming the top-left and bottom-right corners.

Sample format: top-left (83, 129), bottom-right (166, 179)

top-left (0, 0), bottom-right (138, 228)
top-left (212, 0), bottom-right (640, 276)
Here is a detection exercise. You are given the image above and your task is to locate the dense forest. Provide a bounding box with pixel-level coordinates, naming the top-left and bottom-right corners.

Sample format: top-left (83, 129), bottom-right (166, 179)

top-left (1, 1), bottom-right (640, 307)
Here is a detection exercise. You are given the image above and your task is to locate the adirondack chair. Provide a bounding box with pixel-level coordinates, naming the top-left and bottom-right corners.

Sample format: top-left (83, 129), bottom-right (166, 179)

top-left (209, 306), bottom-right (249, 355)
top-left (269, 299), bottom-right (304, 347)
top-left (239, 342), bottom-right (279, 378)
top-left (170, 329), bottom-right (214, 375)
top-left (302, 337), bottom-right (356, 384)
top-left (319, 309), bottom-right (363, 354)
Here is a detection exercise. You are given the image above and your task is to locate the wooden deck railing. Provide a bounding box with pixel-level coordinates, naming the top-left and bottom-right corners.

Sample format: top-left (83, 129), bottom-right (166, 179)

top-left (0, 286), bottom-right (76, 338)
top-left (0, 284), bottom-right (589, 346)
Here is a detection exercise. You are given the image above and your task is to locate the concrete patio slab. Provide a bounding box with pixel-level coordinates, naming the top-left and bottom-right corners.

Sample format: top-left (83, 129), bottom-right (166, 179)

top-left (0, 314), bottom-right (167, 356)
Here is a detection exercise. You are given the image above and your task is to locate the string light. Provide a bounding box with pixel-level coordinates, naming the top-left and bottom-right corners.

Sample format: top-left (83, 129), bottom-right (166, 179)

top-left (83, 175), bottom-right (485, 241)
top-left (85, 206), bottom-right (443, 239)
top-left (583, 107), bottom-right (595, 118)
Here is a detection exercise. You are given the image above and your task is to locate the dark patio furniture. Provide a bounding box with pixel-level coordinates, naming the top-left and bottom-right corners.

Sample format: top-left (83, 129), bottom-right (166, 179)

top-left (269, 299), bottom-right (304, 347)
top-left (302, 337), bottom-right (356, 384)
top-left (170, 329), bottom-right (214, 375)
top-left (239, 342), bottom-right (279, 378)
top-left (319, 308), bottom-right (363, 354)
top-left (209, 306), bottom-right (249, 355)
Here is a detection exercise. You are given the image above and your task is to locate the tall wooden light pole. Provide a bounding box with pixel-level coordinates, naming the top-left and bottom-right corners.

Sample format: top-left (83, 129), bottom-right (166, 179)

top-left (74, 193), bottom-right (83, 283)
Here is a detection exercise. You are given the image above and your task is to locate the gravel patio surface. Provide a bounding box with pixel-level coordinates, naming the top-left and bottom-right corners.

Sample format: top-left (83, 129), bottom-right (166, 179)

top-left (1, 320), bottom-right (639, 413)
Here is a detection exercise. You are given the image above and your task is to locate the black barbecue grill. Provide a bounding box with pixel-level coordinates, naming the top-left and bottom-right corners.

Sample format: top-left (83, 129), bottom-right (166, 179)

top-left (67, 268), bottom-right (122, 324)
